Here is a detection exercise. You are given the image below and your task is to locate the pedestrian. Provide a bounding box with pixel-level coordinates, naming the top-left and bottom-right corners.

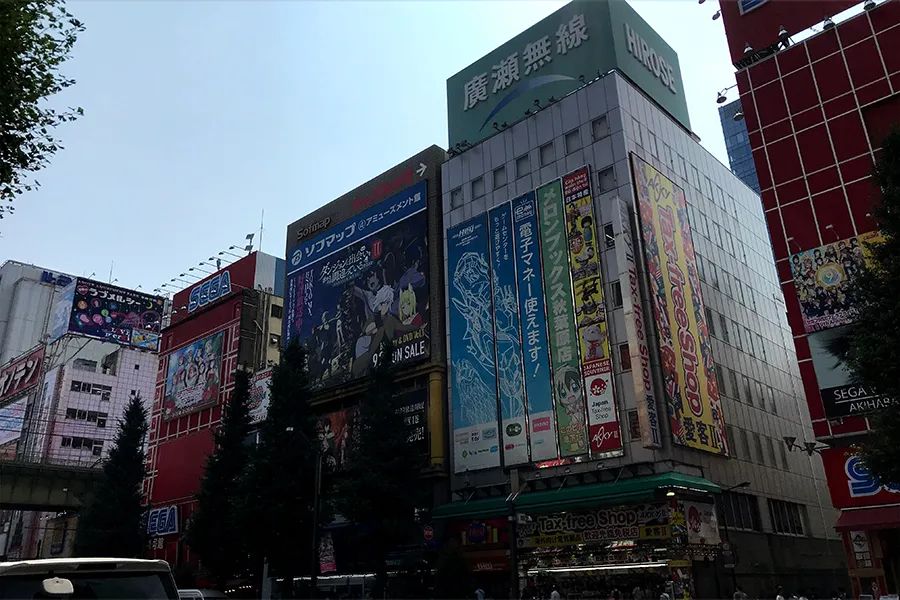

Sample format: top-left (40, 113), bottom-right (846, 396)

top-left (551, 586), bottom-right (562, 600)
top-left (633, 585), bottom-right (644, 600)
top-left (475, 586), bottom-right (485, 600)
top-left (776, 586), bottom-right (786, 600)
top-left (734, 586), bottom-right (748, 600)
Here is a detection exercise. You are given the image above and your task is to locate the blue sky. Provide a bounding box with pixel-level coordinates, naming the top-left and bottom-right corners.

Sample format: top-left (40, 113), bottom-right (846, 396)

top-left (1, 0), bottom-right (738, 294)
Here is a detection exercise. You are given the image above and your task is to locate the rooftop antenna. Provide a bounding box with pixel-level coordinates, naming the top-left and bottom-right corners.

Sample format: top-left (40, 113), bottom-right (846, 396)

top-left (108, 261), bottom-right (114, 284)
top-left (258, 209), bottom-right (265, 253)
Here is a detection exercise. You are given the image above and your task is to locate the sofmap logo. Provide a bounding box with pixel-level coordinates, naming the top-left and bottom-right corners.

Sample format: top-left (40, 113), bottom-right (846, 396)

top-left (846, 456), bottom-right (900, 497)
top-left (188, 271), bottom-right (232, 313)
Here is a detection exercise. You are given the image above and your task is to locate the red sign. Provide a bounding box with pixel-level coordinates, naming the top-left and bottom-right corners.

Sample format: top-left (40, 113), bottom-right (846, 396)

top-left (0, 345), bottom-right (45, 404)
top-left (171, 253), bottom-right (258, 324)
top-left (821, 447), bottom-right (900, 509)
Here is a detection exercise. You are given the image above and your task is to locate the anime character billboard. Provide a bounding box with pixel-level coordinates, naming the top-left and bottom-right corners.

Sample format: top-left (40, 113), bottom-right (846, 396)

top-left (162, 331), bottom-right (224, 420)
top-left (284, 181), bottom-right (430, 390)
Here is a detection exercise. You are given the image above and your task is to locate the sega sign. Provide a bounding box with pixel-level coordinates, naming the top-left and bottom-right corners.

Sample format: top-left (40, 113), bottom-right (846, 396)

top-left (147, 505), bottom-right (179, 536)
top-left (822, 447), bottom-right (900, 509)
top-left (187, 271), bottom-right (232, 313)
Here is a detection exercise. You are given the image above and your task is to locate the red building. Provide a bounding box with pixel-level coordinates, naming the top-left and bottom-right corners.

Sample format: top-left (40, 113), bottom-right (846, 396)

top-left (720, 0), bottom-right (900, 596)
top-left (143, 252), bottom-right (284, 581)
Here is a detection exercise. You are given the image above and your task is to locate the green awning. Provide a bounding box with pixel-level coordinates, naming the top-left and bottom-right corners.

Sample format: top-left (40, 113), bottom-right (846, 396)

top-left (432, 472), bottom-right (719, 520)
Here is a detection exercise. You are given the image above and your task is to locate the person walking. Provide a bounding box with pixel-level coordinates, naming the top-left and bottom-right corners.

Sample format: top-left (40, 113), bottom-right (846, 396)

top-left (776, 586), bottom-right (786, 600)
top-left (551, 586), bottom-right (562, 600)
top-left (475, 586), bottom-right (485, 600)
top-left (734, 586), bottom-right (748, 600)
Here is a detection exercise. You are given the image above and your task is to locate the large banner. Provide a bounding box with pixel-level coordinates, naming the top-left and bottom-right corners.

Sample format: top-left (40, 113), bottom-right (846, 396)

top-left (511, 192), bottom-right (558, 461)
top-left (448, 215), bottom-right (501, 472)
top-left (563, 167), bottom-right (622, 457)
top-left (488, 203), bottom-right (529, 466)
top-left (517, 503), bottom-right (671, 548)
top-left (0, 345), bottom-right (45, 405)
top-left (631, 154), bottom-right (728, 455)
top-left (0, 398), bottom-right (26, 448)
top-left (285, 181), bottom-right (429, 390)
top-left (162, 331), bottom-right (225, 420)
top-left (790, 232), bottom-right (881, 333)
top-left (537, 180), bottom-right (589, 457)
top-left (248, 369), bottom-right (272, 425)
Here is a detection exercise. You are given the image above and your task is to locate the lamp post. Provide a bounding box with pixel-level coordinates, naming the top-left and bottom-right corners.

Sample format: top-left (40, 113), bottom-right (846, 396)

top-left (720, 481), bottom-right (751, 593)
top-left (286, 425), bottom-right (323, 597)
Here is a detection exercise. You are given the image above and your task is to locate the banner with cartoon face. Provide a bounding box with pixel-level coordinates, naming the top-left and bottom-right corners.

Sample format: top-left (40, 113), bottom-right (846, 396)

top-left (163, 330), bottom-right (224, 420)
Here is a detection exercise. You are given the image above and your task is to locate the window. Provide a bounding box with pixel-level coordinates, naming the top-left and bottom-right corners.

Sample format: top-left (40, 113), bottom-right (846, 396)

top-left (271, 304), bottom-right (283, 319)
top-left (739, 428), bottom-right (751, 459)
top-left (766, 437), bottom-right (778, 467)
top-left (705, 307), bottom-right (716, 337)
top-left (733, 320), bottom-right (743, 350)
top-left (610, 281), bottom-right (623, 308)
top-left (73, 359), bottom-right (97, 372)
top-left (472, 176), bottom-right (485, 198)
top-left (757, 333), bottom-right (766, 360)
top-left (87, 411), bottom-right (98, 422)
top-left (450, 187), bottom-right (463, 209)
top-left (97, 416), bottom-right (107, 428)
top-left (539, 143), bottom-right (555, 166)
top-left (778, 440), bottom-right (789, 469)
top-left (61, 437), bottom-right (72, 448)
top-left (697, 255), bottom-right (706, 282)
top-left (715, 365), bottom-right (726, 394)
top-left (745, 326), bottom-right (755, 356)
top-left (718, 492), bottom-right (762, 531)
top-left (753, 432), bottom-right (765, 464)
top-left (647, 131), bottom-right (658, 157)
top-left (92, 444), bottom-right (103, 457)
top-left (678, 155), bottom-right (688, 180)
top-left (134, 363), bottom-right (140, 370)
top-left (598, 167), bottom-right (616, 193)
top-left (768, 499), bottom-right (805, 535)
top-left (719, 316), bottom-right (730, 343)
top-left (766, 386), bottom-right (777, 415)
top-left (65, 408), bottom-right (77, 419)
top-left (493, 165), bottom-right (507, 189)
top-left (618, 343), bottom-right (632, 372)
top-left (129, 389), bottom-right (137, 397)
top-left (631, 117), bottom-right (642, 146)
top-left (729, 369), bottom-right (739, 399)
top-left (628, 410), bottom-right (641, 440)
top-left (725, 425), bottom-right (736, 458)
top-left (592, 116), bottom-right (610, 140)
top-left (742, 376), bottom-right (753, 406)
top-left (516, 154), bottom-right (530, 178)
top-left (691, 165), bottom-right (701, 190)
top-left (70, 380), bottom-right (90, 393)
top-left (565, 129), bottom-right (582, 154)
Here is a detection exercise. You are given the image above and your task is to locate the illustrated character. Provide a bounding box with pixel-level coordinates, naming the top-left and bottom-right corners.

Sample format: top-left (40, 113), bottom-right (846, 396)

top-left (399, 284), bottom-right (423, 326)
top-left (580, 323), bottom-right (607, 360)
top-left (581, 215), bottom-right (594, 245)
top-left (317, 416), bottom-right (338, 470)
top-left (351, 268), bottom-right (418, 377)
top-left (556, 367), bottom-right (585, 425)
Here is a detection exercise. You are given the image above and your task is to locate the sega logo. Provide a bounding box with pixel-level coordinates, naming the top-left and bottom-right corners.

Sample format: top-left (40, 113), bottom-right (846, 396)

top-left (188, 271), bottom-right (232, 312)
top-left (846, 455), bottom-right (900, 497)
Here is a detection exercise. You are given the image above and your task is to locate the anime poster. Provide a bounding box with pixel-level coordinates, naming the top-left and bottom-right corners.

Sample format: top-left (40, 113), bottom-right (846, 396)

top-left (563, 166), bottom-right (622, 457)
top-left (317, 406), bottom-right (359, 472)
top-left (248, 369), bottom-right (272, 425)
top-left (537, 179), bottom-right (589, 457)
top-left (511, 192), bottom-right (558, 462)
top-left (790, 231), bottom-right (882, 333)
top-left (631, 154), bottom-right (728, 455)
top-left (64, 279), bottom-right (164, 350)
top-left (448, 214), bottom-right (501, 473)
top-left (162, 331), bottom-right (225, 420)
top-left (488, 203), bottom-right (529, 466)
top-left (284, 181), bottom-right (429, 390)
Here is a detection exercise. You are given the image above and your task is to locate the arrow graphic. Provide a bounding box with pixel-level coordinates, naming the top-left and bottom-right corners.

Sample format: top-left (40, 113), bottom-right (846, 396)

top-left (416, 162), bottom-right (427, 177)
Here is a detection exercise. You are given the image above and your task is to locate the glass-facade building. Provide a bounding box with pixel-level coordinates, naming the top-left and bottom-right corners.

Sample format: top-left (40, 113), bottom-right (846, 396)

top-left (718, 98), bottom-right (760, 194)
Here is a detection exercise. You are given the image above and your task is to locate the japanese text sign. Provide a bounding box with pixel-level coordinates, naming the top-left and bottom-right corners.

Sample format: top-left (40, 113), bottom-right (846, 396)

top-left (0, 345), bottom-right (45, 406)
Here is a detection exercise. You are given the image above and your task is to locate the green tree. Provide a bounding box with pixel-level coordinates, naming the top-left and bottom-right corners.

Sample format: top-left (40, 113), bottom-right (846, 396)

top-left (75, 395), bottom-right (148, 557)
top-left (0, 0), bottom-right (84, 215)
top-left (332, 341), bottom-right (426, 597)
top-left (243, 342), bottom-right (317, 596)
top-left (837, 129), bottom-right (900, 484)
top-left (185, 368), bottom-right (253, 588)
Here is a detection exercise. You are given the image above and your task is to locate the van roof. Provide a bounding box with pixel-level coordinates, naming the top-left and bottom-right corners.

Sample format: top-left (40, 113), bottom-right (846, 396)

top-left (0, 558), bottom-right (172, 576)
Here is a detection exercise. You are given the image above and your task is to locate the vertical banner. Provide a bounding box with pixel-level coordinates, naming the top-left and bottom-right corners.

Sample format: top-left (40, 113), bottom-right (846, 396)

top-left (537, 180), bottom-right (589, 457)
top-left (630, 154), bottom-right (728, 455)
top-left (448, 215), bottom-right (502, 472)
top-left (511, 192), bottom-right (559, 461)
top-left (616, 198), bottom-right (662, 448)
top-left (562, 167), bottom-right (623, 457)
top-left (488, 203), bottom-right (529, 466)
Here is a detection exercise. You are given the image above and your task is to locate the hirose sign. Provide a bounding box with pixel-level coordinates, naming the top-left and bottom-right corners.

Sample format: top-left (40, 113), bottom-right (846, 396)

top-left (446, 0), bottom-right (689, 148)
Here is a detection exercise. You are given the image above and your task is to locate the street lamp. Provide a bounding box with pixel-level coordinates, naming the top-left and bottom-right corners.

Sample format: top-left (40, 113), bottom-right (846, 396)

top-left (720, 481), bottom-right (751, 594)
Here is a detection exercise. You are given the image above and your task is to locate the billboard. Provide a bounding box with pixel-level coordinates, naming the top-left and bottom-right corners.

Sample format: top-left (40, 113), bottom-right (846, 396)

top-left (0, 398), bottom-right (26, 448)
top-left (248, 369), bottom-right (272, 425)
top-left (517, 503), bottom-right (670, 548)
top-left (563, 167), bottom-right (622, 457)
top-left (48, 282), bottom-right (76, 343)
top-left (51, 279), bottom-right (164, 350)
top-left (790, 232), bottom-right (880, 334)
top-left (631, 154), bottom-right (728, 455)
top-left (448, 214), bottom-right (502, 472)
top-left (682, 501), bottom-right (721, 545)
top-left (162, 331), bottom-right (225, 420)
top-left (488, 203), bottom-right (529, 466)
top-left (0, 345), bottom-right (45, 405)
top-left (538, 179), bottom-right (590, 457)
top-left (284, 181), bottom-right (429, 390)
top-left (511, 192), bottom-right (558, 461)
top-left (821, 447), bottom-right (900, 510)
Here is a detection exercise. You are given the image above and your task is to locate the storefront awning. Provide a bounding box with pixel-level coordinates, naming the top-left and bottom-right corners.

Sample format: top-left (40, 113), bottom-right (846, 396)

top-left (432, 472), bottom-right (718, 520)
top-left (835, 505), bottom-right (900, 530)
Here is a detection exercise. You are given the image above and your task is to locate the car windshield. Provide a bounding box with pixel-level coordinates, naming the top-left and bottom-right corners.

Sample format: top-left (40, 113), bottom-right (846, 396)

top-left (0, 571), bottom-right (178, 599)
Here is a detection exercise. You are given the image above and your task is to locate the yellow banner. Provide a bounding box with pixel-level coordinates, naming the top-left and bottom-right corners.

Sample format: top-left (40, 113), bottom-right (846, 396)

top-left (630, 154), bottom-right (728, 455)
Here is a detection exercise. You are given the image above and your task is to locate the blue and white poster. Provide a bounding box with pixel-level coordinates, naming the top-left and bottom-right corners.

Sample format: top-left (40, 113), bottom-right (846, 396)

top-left (448, 214), bottom-right (501, 473)
top-left (488, 203), bottom-right (529, 466)
top-left (511, 193), bottom-right (558, 462)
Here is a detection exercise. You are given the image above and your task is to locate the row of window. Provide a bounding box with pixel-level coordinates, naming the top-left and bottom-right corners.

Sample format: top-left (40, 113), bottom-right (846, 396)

top-left (64, 408), bottom-right (109, 428)
top-left (714, 358), bottom-right (779, 415)
top-left (726, 424), bottom-right (790, 472)
top-left (718, 492), bottom-right (807, 536)
top-left (706, 304), bottom-right (772, 366)
top-left (60, 436), bottom-right (104, 455)
top-left (69, 380), bottom-right (112, 401)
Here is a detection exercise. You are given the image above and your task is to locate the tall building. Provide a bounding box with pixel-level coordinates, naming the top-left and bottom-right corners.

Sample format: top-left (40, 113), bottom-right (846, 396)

top-left (143, 251), bottom-right (284, 576)
top-left (435, 1), bottom-right (844, 597)
top-left (718, 0), bottom-right (900, 595)
top-left (718, 99), bottom-right (761, 193)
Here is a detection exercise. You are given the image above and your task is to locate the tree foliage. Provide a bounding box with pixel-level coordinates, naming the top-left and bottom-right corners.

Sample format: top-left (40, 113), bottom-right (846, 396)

top-left (186, 368), bottom-right (253, 588)
top-left (75, 395), bottom-right (148, 557)
top-left (838, 128), bottom-right (900, 484)
top-left (0, 0), bottom-right (84, 214)
top-left (332, 341), bottom-right (426, 596)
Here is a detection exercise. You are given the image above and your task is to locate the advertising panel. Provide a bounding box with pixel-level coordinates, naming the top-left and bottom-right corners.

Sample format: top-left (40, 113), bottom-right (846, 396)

top-left (517, 503), bottom-right (670, 548)
top-left (821, 447), bottom-right (900, 509)
top-left (0, 345), bottom-right (45, 406)
top-left (397, 388), bottom-right (428, 456)
top-left (284, 181), bottom-right (429, 390)
top-left (317, 406), bottom-right (359, 472)
top-left (790, 232), bottom-right (881, 334)
top-left (488, 203), bottom-right (529, 466)
top-left (248, 369), bottom-right (272, 425)
top-left (448, 214), bottom-right (501, 472)
top-left (147, 505), bottom-right (179, 536)
top-left (58, 279), bottom-right (164, 350)
top-left (48, 281), bottom-right (76, 343)
top-left (538, 179), bottom-right (589, 457)
top-left (616, 198), bottom-right (662, 448)
top-left (809, 327), bottom-right (896, 419)
top-left (0, 398), bottom-right (26, 447)
top-left (631, 154), bottom-right (728, 455)
top-left (682, 501), bottom-right (721, 545)
top-left (162, 331), bottom-right (225, 420)
top-left (563, 167), bottom-right (622, 457)
top-left (319, 532), bottom-right (336, 574)
top-left (511, 192), bottom-right (558, 461)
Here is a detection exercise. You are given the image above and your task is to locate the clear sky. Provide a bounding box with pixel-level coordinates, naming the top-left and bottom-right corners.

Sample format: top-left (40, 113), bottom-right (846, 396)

top-left (1, 0), bottom-right (738, 294)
